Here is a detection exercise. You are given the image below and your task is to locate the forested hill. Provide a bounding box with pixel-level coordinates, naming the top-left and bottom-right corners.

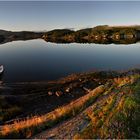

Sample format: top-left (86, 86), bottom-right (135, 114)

top-left (42, 25), bottom-right (140, 44)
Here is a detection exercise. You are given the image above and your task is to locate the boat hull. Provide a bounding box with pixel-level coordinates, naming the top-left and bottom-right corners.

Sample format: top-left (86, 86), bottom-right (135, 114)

top-left (0, 65), bottom-right (4, 76)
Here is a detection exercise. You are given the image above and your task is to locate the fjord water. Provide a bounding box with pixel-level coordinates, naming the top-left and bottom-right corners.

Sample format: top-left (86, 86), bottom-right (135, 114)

top-left (0, 39), bottom-right (140, 82)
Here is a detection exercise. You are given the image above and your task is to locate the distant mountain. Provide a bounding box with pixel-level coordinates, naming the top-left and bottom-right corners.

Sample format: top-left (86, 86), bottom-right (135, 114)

top-left (1, 25), bottom-right (140, 44)
top-left (0, 29), bottom-right (12, 36)
top-left (0, 29), bottom-right (43, 43)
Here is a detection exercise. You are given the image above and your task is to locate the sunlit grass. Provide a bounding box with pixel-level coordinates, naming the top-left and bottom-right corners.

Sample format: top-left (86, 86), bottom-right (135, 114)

top-left (74, 77), bottom-right (140, 139)
top-left (0, 85), bottom-right (105, 138)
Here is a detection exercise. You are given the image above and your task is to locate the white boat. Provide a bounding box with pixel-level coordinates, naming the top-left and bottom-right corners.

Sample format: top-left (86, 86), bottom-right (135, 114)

top-left (0, 65), bottom-right (4, 74)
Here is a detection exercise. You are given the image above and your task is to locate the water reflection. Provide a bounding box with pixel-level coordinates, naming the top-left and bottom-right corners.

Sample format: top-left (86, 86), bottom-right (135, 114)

top-left (0, 39), bottom-right (140, 82)
top-left (44, 38), bottom-right (138, 45)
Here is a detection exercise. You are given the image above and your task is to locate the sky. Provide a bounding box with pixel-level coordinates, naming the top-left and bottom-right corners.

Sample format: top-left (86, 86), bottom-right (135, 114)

top-left (0, 1), bottom-right (140, 31)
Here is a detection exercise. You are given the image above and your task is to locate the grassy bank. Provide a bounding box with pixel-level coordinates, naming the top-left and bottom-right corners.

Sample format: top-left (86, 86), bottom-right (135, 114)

top-left (0, 85), bottom-right (104, 138)
top-left (73, 75), bottom-right (140, 139)
top-left (0, 70), bottom-right (140, 138)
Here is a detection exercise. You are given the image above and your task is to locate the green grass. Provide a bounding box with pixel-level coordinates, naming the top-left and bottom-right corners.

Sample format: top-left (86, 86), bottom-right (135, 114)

top-left (74, 75), bottom-right (140, 139)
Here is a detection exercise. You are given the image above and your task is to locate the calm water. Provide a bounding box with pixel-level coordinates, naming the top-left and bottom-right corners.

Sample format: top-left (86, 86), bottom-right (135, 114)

top-left (0, 39), bottom-right (140, 82)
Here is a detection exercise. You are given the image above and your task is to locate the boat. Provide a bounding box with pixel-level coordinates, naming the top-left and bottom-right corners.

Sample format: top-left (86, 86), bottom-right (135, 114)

top-left (0, 65), bottom-right (4, 74)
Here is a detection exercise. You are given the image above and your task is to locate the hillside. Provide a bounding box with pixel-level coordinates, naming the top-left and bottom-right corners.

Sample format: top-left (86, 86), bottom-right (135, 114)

top-left (1, 25), bottom-right (140, 44)
top-left (0, 30), bottom-right (42, 43)
top-left (34, 73), bottom-right (140, 139)
top-left (0, 69), bottom-right (140, 138)
top-left (42, 25), bottom-right (140, 44)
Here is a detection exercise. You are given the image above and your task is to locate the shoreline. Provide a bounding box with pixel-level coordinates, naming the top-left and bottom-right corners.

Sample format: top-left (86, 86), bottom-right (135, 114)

top-left (1, 68), bottom-right (140, 138)
top-left (1, 68), bottom-right (140, 125)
